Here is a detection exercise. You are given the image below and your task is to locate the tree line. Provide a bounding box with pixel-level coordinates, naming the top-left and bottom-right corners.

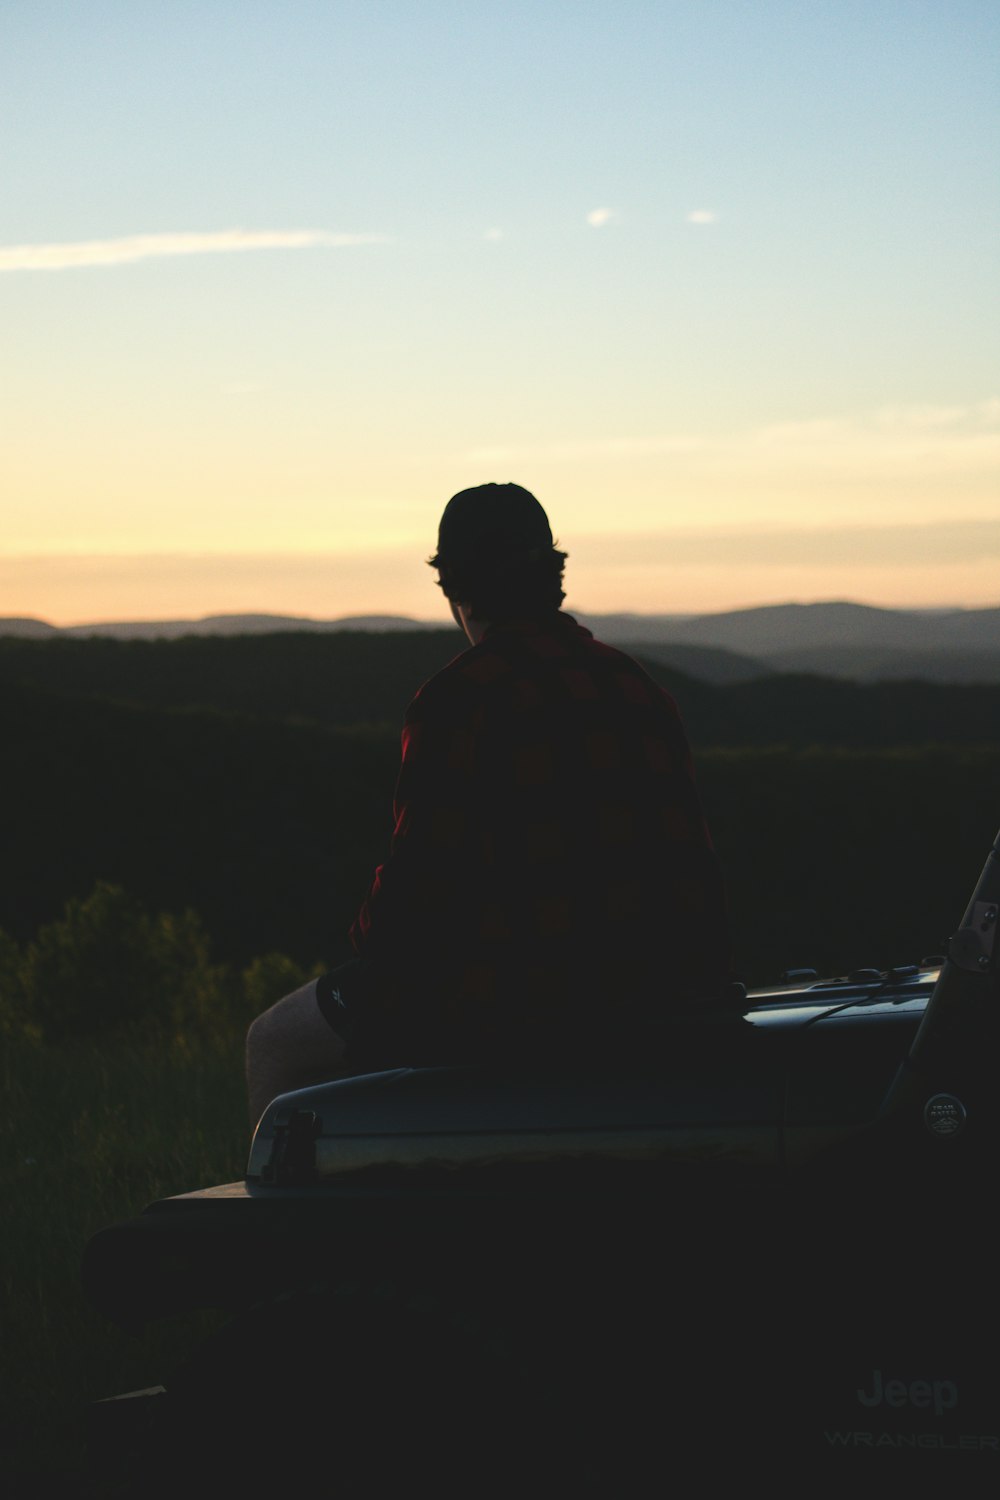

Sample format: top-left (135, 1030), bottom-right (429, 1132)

top-left (1, 629), bottom-right (998, 745)
top-left (3, 658), bottom-right (998, 1040)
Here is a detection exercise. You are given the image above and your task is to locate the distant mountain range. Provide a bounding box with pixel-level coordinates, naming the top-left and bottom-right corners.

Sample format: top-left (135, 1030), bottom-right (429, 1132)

top-left (2, 600), bottom-right (999, 684)
top-left (0, 612), bottom-right (431, 640)
top-left (587, 603), bottom-right (1000, 684)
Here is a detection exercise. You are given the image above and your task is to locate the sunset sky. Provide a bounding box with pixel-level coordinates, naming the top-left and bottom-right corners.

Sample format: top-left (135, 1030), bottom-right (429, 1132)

top-left (2, 1), bottom-right (997, 625)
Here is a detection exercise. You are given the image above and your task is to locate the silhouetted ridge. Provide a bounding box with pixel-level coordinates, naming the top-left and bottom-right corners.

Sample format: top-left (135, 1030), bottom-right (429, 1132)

top-left (0, 631), bottom-right (996, 744)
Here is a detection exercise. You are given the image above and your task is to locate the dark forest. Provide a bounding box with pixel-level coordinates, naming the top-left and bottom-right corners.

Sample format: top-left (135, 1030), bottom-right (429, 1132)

top-left (2, 630), bottom-right (998, 1010)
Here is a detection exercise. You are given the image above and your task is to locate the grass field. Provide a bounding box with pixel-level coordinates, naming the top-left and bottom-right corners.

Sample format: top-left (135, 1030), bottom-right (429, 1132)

top-left (0, 1030), bottom-right (248, 1492)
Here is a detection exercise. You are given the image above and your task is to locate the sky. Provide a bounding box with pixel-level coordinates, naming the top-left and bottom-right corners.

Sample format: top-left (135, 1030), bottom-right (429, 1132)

top-left (2, 0), bottom-right (998, 625)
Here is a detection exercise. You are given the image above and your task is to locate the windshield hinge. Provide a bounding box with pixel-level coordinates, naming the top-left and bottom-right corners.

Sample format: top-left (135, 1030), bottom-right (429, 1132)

top-left (948, 902), bottom-right (998, 974)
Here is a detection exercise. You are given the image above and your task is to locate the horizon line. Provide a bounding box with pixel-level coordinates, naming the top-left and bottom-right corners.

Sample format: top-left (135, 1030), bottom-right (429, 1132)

top-left (4, 597), bottom-right (995, 633)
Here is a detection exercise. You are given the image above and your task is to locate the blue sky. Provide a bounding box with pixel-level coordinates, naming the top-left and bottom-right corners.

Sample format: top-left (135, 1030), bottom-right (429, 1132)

top-left (2, 1), bottom-right (997, 622)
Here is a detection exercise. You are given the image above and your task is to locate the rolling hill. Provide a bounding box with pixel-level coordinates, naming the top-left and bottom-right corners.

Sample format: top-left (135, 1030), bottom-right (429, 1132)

top-left (4, 601), bottom-right (997, 682)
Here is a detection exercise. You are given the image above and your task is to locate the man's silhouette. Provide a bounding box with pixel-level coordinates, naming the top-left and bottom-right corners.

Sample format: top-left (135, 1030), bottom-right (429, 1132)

top-left (246, 484), bottom-right (731, 1123)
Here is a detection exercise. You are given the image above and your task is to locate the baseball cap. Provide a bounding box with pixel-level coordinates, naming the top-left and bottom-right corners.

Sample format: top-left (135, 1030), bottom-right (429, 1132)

top-left (430, 483), bottom-right (554, 569)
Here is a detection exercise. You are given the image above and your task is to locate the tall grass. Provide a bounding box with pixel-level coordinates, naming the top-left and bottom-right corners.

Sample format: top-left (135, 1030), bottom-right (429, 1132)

top-left (0, 1029), bottom-right (248, 1488)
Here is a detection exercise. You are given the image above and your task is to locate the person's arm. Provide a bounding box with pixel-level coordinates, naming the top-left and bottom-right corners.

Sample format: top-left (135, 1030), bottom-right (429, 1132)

top-left (348, 679), bottom-right (480, 1020)
top-left (644, 679), bottom-right (734, 1002)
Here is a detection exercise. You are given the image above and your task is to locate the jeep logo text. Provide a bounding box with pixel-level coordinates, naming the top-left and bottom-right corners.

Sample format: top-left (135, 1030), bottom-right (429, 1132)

top-left (857, 1369), bottom-right (957, 1417)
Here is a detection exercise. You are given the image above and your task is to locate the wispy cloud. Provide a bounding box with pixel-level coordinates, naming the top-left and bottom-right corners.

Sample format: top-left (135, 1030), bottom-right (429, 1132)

top-left (572, 518), bottom-right (1000, 569)
top-left (483, 227), bottom-right (504, 242)
top-left (467, 435), bottom-right (704, 464)
top-left (873, 401), bottom-right (999, 431)
top-left (745, 402), bottom-right (1000, 475)
top-left (685, 210), bottom-right (717, 225)
top-left (467, 402), bottom-right (1000, 477)
top-left (586, 207), bottom-right (618, 228)
top-left (0, 228), bottom-right (389, 272)
top-left (754, 403), bottom-right (999, 445)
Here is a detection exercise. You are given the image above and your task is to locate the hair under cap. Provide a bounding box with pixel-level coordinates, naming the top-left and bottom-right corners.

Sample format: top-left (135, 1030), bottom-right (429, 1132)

top-left (430, 483), bottom-right (553, 568)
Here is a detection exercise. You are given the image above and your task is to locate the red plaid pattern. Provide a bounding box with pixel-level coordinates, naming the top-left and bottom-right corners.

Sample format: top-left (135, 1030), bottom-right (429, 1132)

top-left (348, 613), bottom-right (730, 1066)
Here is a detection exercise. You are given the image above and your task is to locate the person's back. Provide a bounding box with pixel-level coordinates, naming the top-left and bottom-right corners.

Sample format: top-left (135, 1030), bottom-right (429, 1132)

top-left (346, 494), bottom-right (731, 1069)
top-left (246, 483), bottom-right (732, 1121)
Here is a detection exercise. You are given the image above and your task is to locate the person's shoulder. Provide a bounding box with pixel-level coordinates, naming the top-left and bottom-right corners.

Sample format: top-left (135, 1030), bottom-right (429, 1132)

top-left (544, 613), bottom-right (638, 665)
top-left (405, 637), bottom-right (508, 721)
top-left (573, 626), bottom-right (683, 714)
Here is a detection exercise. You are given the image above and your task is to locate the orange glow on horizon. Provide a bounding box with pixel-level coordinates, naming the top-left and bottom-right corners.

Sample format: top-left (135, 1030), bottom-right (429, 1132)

top-left (3, 547), bottom-right (996, 629)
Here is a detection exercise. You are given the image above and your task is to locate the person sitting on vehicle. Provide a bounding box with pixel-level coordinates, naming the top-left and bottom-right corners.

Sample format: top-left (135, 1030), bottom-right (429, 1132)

top-left (246, 483), bottom-right (733, 1124)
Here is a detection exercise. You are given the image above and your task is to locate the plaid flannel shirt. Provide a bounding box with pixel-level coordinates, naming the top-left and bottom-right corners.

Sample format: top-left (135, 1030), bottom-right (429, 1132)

top-left (348, 612), bottom-right (730, 1066)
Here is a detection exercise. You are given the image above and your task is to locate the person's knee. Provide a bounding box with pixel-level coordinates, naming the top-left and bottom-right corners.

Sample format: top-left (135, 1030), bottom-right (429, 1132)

top-left (245, 1006), bottom-right (272, 1068)
top-left (247, 980), bottom-right (346, 1076)
top-left (248, 980), bottom-right (314, 1047)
